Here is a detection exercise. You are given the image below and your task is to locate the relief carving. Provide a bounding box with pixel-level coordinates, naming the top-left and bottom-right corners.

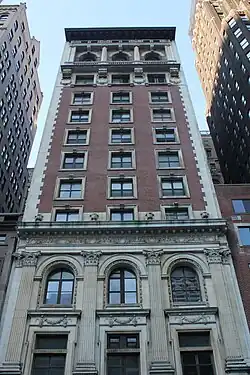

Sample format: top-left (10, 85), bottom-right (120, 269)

top-left (106, 315), bottom-right (138, 327)
top-left (143, 249), bottom-right (163, 265)
top-left (176, 313), bottom-right (210, 325)
top-left (81, 251), bottom-right (102, 266)
top-left (36, 314), bottom-right (70, 328)
top-left (14, 250), bottom-right (41, 267)
top-left (204, 247), bottom-right (231, 264)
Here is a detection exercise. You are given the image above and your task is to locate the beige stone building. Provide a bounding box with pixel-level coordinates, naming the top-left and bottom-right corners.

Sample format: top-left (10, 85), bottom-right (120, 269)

top-left (0, 26), bottom-right (250, 375)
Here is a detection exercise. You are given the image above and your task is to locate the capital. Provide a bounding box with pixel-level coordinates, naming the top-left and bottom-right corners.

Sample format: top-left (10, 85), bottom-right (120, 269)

top-left (204, 247), bottom-right (231, 264)
top-left (14, 250), bottom-right (41, 267)
top-left (81, 251), bottom-right (102, 266)
top-left (143, 249), bottom-right (163, 265)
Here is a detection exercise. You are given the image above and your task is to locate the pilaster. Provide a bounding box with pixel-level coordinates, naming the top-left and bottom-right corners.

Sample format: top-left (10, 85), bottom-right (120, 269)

top-left (143, 250), bottom-right (174, 375)
top-left (101, 46), bottom-right (107, 62)
top-left (165, 42), bottom-right (175, 61)
top-left (134, 45), bottom-right (140, 61)
top-left (73, 251), bottom-right (102, 375)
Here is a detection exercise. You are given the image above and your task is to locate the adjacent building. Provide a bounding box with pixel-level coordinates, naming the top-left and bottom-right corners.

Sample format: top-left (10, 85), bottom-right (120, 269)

top-left (0, 3), bottom-right (42, 212)
top-left (190, 0), bottom-right (250, 183)
top-left (0, 26), bottom-right (250, 375)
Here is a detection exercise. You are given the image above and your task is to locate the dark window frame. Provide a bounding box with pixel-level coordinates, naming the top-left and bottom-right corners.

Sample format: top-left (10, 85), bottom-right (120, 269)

top-left (110, 152), bottom-right (133, 168)
top-left (44, 269), bottom-right (74, 305)
top-left (108, 268), bottom-right (137, 304)
top-left (66, 130), bottom-right (88, 145)
top-left (58, 180), bottom-right (82, 199)
top-left (110, 178), bottom-right (134, 197)
top-left (111, 129), bottom-right (132, 144)
top-left (62, 153), bottom-right (85, 169)
top-left (171, 266), bottom-right (202, 303)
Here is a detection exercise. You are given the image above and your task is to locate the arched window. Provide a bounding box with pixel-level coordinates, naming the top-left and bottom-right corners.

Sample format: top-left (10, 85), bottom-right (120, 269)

top-left (112, 52), bottom-right (129, 61)
top-left (171, 266), bottom-right (201, 303)
top-left (79, 52), bottom-right (96, 62)
top-left (108, 268), bottom-right (137, 304)
top-left (44, 268), bottom-right (74, 305)
top-left (144, 51), bottom-right (161, 61)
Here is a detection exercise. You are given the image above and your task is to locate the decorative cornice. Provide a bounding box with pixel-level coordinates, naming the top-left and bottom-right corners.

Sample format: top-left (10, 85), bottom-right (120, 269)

top-left (204, 247), bottom-right (231, 264)
top-left (143, 249), bottom-right (163, 265)
top-left (14, 250), bottom-right (41, 267)
top-left (81, 251), bottom-right (102, 266)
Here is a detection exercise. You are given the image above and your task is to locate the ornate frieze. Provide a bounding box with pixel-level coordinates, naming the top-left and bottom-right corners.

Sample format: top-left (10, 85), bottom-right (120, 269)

top-left (143, 249), bottom-right (163, 265)
top-left (81, 251), bottom-right (102, 266)
top-left (204, 247), bottom-right (231, 264)
top-left (37, 314), bottom-right (71, 328)
top-left (14, 250), bottom-right (41, 267)
top-left (106, 315), bottom-right (138, 327)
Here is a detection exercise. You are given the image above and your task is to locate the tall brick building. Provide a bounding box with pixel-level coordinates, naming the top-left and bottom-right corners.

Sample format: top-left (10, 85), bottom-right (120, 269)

top-left (190, 0), bottom-right (250, 183)
top-left (0, 27), bottom-right (250, 375)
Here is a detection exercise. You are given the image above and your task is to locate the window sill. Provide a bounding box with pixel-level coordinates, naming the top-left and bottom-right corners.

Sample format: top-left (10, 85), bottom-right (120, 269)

top-left (111, 102), bottom-right (133, 105)
top-left (70, 102), bottom-right (93, 106)
top-left (157, 167), bottom-right (184, 170)
top-left (63, 143), bottom-right (89, 146)
top-left (40, 304), bottom-right (73, 309)
top-left (108, 167), bottom-right (135, 171)
top-left (67, 121), bottom-right (91, 125)
top-left (161, 195), bottom-right (189, 199)
top-left (54, 197), bottom-right (84, 201)
top-left (153, 141), bottom-right (180, 145)
top-left (59, 168), bottom-right (87, 172)
top-left (105, 303), bottom-right (141, 309)
top-left (108, 196), bottom-right (137, 200)
top-left (109, 121), bottom-right (133, 125)
top-left (152, 119), bottom-right (175, 123)
top-left (109, 142), bottom-right (134, 146)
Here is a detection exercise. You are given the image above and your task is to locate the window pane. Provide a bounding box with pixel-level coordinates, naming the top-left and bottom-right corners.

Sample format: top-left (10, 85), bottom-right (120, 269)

top-left (62, 271), bottom-right (74, 279)
top-left (45, 281), bottom-right (59, 304)
top-left (179, 332), bottom-right (210, 347)
top-left (125, 292), bottom-right (137, 303)
top-left (110, 278), bottom-right (120, 291)
top-left (239, 227), bottom-right (250, 245)
top-left (35, 336), bottom-right (68, 349)
top-left (109, 292), bottom-right (121, 304)
top-left (232, 200), bottom-right (245, 213)
top-left (125, 278), bottom-right (136, 291)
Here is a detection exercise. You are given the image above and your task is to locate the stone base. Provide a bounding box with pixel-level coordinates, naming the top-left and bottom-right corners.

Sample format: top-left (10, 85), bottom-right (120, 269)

top-left (149, 361), bottom-right (175, 374)
top-left (225, 356), bottom-right (250, 373)
top-left (73, 362), bottom-right (98, 375)
top-left (0, 363), bottom-right (22, 375)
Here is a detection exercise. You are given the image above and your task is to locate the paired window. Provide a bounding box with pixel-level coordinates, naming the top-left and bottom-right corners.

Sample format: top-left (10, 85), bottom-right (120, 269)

top-left (44, 269), bottom-right (74, 305)
top-left (70, 110), bottom-right (90, 123)
top-left (147, 74), bottom-right (166, 84)
top-left (31, 335), bottom-right (67, 375)
top-left (152, 108), bottom-right (173, 122)
top-left (150, 91), bottom-right (169, 103)
top-left (110, 152), bottom-right (133, 169)
top-left (238, 226), bottom-right (250, 245)
top-left (58, 180), bottom-right (82, 199)
top-left (108, 268), bottom-right (137, 304)
top-left (73, 92), bottom-right (92, 105)
top-left (55, 209), bottom-right (80, 222)
top-left (165, 207), bottom-right (189, 220)
top-left (111, 109), bottom-right (131, 123)
top-left (171, 266), bottom-right (201, 303)
top-left (62, 153), bottom-right (85, 169)
top-left (110, 178), bottom-right (134, 198)
top-left (75, 75), bottom-right (94, 85)
top-left (111, 74), bottom-right (130, 84)
top-left (179, 332), bottom-right (215, 375)
top-left (161, 177), bottom-right (185, 197)
top-left (158, 151), bottom-right (180, 168)
top-left (66, 130), bottom-right (88, 145)
top-left (111, 128), bottom-right (132, 144)
top-left (112, 92), bottom-right (130, 103)
top-left (107, 334), bottom-right (140, 375)
top-left (110, 208), bottom-right (134, 221)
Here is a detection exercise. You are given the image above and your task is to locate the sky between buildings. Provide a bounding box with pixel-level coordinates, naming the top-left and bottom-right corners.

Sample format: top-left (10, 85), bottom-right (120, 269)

top-left (3, 0), bottom-right (207, 167)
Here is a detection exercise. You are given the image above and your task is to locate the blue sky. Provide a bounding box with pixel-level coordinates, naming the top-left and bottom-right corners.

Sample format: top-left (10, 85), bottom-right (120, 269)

top-left (3, 0), bottom-right (207, 166)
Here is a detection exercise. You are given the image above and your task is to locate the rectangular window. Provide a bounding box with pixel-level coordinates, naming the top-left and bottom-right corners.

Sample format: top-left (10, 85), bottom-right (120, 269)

top-left (66, 130), bottom-right (87, 145)
top-left (161, 178), bottom-right (185, 196)
top-left (152, 109), bottom-right (173, 122)
top-left (240, 38), bottom-right (249, 49)
top-left (62, 153), bottom-right (85, 169)
top-left (70, 110), bottom-right (90, 123)
top-left (154, 128), bottom-right (176, 143)
top-left (31, 335), bottom-right (67, 375)
top-left (73, 92), bottom-right (92, 105)
top-left (55, 209), bottom-right (80, 222)
top-left (112, 92), bottom-right (130, 103)
top-left (228, 18), bottom-right (236, 28)
top-left (165, 207), bottom-right (189, 220)
top-left (232, 199), bottom-right (250, 213)
top-left (158, 151), bottom-right (180, 168)
top-left (0, 234), bottom-right (6, 243)
top-left (110, 178), bottom-right (134, 197)
top-left (107, 334), bottom-right (140, 375)
top-left (58, 180), bottom-right (82, 198)
top-left (110, 208), bottom-right (134, 221)
top-left (111, 129), bottom-right (132, 144)
top-left (234, 28), bottom-right (242, 38)
top-left (111, 152), bottom-right (132, 168)
top-left (112, 109), bottom-right (131, 123)
top-left (75, 75), bottom-right (94, 85)
top-left (238, 227), bottom-right (250, 245)
top-left (179, 332), bottom-right (215, 375)
top-left (111, 74), bottom-right (130, 84)
top-left (147, 74), bottom-right (166, 84)
top-left (150, 91), bottom-right (169, 103)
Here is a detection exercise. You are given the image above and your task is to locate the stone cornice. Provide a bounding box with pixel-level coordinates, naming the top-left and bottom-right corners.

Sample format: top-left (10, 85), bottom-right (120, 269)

top-left (165, 307), bottom-right (218, 316)
top-left (97, 309), bottom-right (150, 317)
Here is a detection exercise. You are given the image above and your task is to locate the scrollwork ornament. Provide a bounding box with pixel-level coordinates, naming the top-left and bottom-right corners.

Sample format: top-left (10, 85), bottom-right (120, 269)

top-left (176, 313), bottom-right (210, 325)
top-left (37, 314), bottom-right (70, 328)
top-left (81, 251), bottom-right (102, 266)
top-left (106, 315), bottom-right (138, 327)
top-left (14, 250), bottom-right (41, 267)
top-left (204, 247), bottom-right (231, 264)
top-left (143, 249), bottom-right (163, 265)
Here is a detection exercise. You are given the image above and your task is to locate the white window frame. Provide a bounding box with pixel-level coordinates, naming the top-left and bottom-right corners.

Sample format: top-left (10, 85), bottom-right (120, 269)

top-left (64, 128), bottom-right (90, 146)
top-left (52, 206), bottom-right (83, 222)
top-left (60, 151), bottom-right (88, 170)
top-left (110, 91), bottom-right (132, 104)
top-left (110, 73), bottom-right (131, 85)
top-left (110, 108), bottom-right (133, 124)
top-left (68, 109), bottom-right (92, 124)
top-left (153, 127), bottom-right (179, 144)
top-left (108, 149), bottom-right (136, 170)
top-left (107, 176), bottom-right (138, 199)
top-left (106, 204), bottom-right (138, 221)
top-left (155, 149), bottom-right (184, 169)
top-left (151, 108), bottom-right (175, 123)
top-left (71, 91), bottom-right (94, 105)
top-left (54, 177), bottom-right (86, 200)
top-left (149, 91), bottom-right (171, 104)
top-left (109, 127), bottom-right (134, 145)
top-left (161, 204), bottom-right (193, 220)
top-left (147, 73), bottom-right (167, 84)
top-left (74, 73), bottom-right (96, 85)
top-left (158, 175), bottom-right (189, 198)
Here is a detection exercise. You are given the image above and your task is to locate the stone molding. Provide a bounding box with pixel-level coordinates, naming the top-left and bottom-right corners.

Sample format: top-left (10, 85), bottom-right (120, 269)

top-left (36, 314), bottom-right (70, 328)
top-left (143, 249), bottom-right (163, 265)
top-left (204, 247), bottom-right (231, 264)
top-left (81, 251), bottom-right (102, 266)
top-left (14, 250), bottom-right (41, 267)
top-left (106, 315), bottom-right (138, 327)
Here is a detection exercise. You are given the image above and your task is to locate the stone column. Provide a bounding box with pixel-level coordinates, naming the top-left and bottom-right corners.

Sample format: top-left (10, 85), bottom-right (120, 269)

top-left (165, 42), bottom-right (175, 62)
top-left (74, 251), bottom-right (102, 375)
top-left (101, 46), bottom-right (107, 62)
top-left (204, 247), bottom-right (249, 373)
top-left (143, 250), bottom-right (174, 375)
top-left (4, 251), bottom-right (40, 373)
top-left (134, 45), bottom-right (140, 61)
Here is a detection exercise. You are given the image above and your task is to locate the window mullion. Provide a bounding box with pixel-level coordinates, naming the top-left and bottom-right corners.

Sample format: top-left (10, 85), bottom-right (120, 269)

top-left (121, 270), bottom-right (125, 303)
top-left (58, 271), bottom-right (63, 304)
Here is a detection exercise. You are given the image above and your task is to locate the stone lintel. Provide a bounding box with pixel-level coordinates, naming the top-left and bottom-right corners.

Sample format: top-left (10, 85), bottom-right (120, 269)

top-left (149, 361), bottom-right (175, 375)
